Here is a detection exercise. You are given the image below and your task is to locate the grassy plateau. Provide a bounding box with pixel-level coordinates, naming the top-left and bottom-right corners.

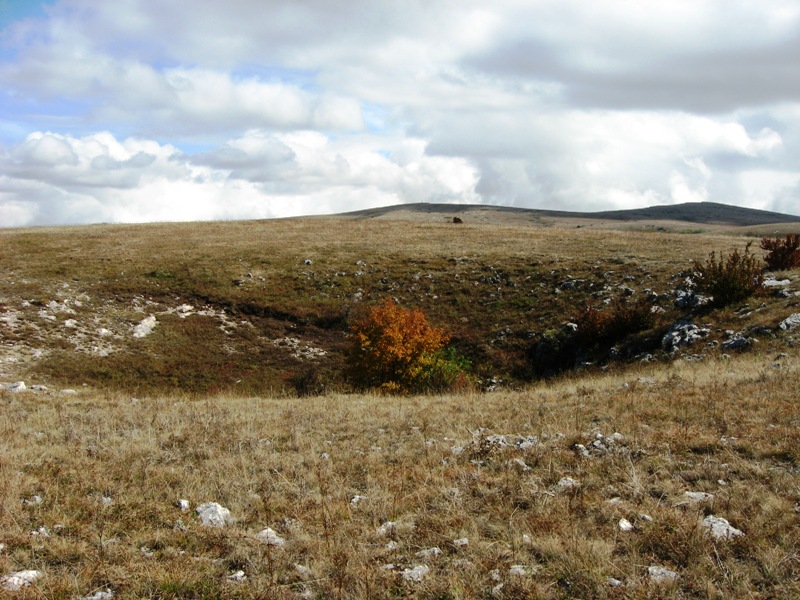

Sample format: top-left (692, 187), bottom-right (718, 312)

top-left (0, 208), bottom-right (799, 598)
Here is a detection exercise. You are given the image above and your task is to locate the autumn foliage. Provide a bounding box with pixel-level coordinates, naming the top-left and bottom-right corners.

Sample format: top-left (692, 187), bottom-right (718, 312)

top-left (347, 298), bottom-right (470, 394)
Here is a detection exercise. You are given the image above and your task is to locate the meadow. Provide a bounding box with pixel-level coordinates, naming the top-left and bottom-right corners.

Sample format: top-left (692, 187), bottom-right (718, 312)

top-left (1, 210), bottom-right (799, 597)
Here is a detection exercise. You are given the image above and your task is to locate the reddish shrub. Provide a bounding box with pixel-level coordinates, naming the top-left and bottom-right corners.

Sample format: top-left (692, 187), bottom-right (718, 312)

top-left (760, 234), bottom-right (800, 271)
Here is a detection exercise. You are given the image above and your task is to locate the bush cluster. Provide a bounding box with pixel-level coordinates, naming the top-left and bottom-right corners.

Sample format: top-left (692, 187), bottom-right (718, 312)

top-left (691, 242), bottom-right (764, 307)
top-left (346, 298), bottom-right (472, 394)
top-left (574, 297), bottom-right (656, 346)
top-left (760, 234), bottom-right (800, 271)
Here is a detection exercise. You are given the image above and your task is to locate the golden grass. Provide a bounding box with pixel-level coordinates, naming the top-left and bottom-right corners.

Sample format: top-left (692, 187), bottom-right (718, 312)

top-left (4, 216), bottom-right (795, 394)
top-left (1, 351), bottom-right (798, 598)
top-left (1, 216), bottom-right (799, 596)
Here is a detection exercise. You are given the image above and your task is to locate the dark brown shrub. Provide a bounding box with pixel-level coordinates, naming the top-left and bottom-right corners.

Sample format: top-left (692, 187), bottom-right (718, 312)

top-left (760, 234), bottom-right (800, 271)
top-left (691, 242), bottom-right (764, 307)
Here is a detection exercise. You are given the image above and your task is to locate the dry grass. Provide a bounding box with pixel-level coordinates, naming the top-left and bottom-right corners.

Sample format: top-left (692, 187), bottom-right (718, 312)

top-left (1, 353), bottom-right (798, 598)
top-left (1, 215), bottom-right (799, 597)
top-left (3, 216), bottom-right (797, 394)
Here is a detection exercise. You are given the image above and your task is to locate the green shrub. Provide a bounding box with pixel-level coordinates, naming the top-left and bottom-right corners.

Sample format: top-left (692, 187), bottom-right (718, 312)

top-left (346, 298), bottom-right (471, 394)
top-left (760, 234), bottom-right (800, 271)
top-left (691, 242), bottom-right (764, 307)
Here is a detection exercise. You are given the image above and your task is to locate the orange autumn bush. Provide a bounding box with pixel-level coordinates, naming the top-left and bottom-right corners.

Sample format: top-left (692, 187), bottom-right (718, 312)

top-left (347, 298), bottom-right (470, 394)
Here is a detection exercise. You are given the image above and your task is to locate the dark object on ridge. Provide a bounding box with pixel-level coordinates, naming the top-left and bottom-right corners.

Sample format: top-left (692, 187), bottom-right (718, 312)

top-left (453, 217), bottom-right (463, 224)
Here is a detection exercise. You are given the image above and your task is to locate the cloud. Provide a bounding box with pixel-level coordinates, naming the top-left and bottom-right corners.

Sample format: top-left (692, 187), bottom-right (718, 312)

top-left (0, 130), bottom-right (479, 227)
top-left (0, 0), bottom-right (799, 225)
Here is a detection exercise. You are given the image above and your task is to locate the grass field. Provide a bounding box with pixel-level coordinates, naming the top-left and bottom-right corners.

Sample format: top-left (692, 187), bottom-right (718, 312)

top-left (1, 210), bottom-right (799, 597)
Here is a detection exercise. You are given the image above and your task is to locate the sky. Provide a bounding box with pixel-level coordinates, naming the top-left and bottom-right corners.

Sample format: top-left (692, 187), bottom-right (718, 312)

top-left (1, 0), bottom-right (799, 227)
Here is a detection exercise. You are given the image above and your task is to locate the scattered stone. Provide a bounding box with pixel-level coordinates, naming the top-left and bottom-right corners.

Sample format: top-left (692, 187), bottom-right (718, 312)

top-left (763, 277), bottom-right (791, 288)
top-left (227, 570), bottom-right (247, 583)
top-left (1, 570), bottom-right (43, 591)
top-left (722, 334), bottom-right (751, 350)
top-left (78, 589), bottom-right (115, 600)
top-left (415, 547), bottom-right (442, 559)
top-left (22, 495), bottom-right (43, 506)
top-left (648, 565), bottom-right (678, 584)
top-left (196, 502), bottom-right (234, 527)
top-left (556, 477), bottom-right (581, 491)
top-left (7, 381), bottom-right (26, 393)
top-left (401, 565), bottom-right (429, 582)
top-left (662, 321), bottom-right (711, 352)
top-left (273, 337), bottom-right (327, 359)
top-left (350, 495), bottom-right (367, 506)
top-left (618, 518), bottom-right (634, 532)
top-left (453, 538), bottom-right (469, 547)
top-left (779, 313), bottom-right (800, 331)
top-left (177, 499), bottom-right (190, 512)
top-left (140, 546), bottom-right (154, 558)
top-left (376, 521), bottom-right (396, 536)
top-left (608, 577), bottom-right (623, 587)
top-left (255, 527), bottom-right (285, 547)
top-left (674, 290), bottom-right (711, 309)
top-left (680, 491), bottom-right (714, 505)
top-left (132, 315), bottom-right (157, 338)
top-left (703, 515), bottom-right (744, 541)
top-left (294, 564), bottom-right (314, 579)
top-left (509, 457), bottom-right (531, 471)
top-left (509, 565), bottom-right (534, 577)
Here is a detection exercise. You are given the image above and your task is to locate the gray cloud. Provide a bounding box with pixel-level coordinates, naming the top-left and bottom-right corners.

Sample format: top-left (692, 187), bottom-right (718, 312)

top-left (0, 0), bottom-right (799, 225)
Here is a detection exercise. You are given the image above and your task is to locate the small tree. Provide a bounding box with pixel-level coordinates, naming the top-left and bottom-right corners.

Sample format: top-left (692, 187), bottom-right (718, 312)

top-left (347, 298), bottom-right (469, 394)
top-left (691, 242), bottom-right (764, 307)
top-left (760, 234), bottom-right (800, 271)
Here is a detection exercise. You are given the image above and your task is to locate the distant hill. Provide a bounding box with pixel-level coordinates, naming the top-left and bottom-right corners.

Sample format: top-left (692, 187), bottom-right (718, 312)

top-left (341, 201), bottom-right (800, 226)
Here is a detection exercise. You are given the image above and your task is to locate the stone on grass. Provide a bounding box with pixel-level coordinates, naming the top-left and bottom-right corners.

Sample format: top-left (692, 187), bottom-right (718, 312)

top-left (618, 518), bottom-right (634, 532)
top-left (227, 570), bottom-right (247, 583)
top-left (453, 538), bottom-right (469, 547)
top-left (401, 565), bottom-right (429, 582)
top-left (779, 313), bottom-right (800, 331)
top-left (196, 502), bottom-right (233, 527)
top-left (294, 564), bottom-right (314, 579)
top-left (376, 521), bottom-right (396, 536)
top-left (703, 515), bottom-right (744, 540)
top-left (681, 491), bottom-right (714, 504)
top-left (78, 590), bottom-right (114, 600)
top-left (177, 499), bottom-right (190, 512)
top-left (255, 527), bottom-right (285, 547)
top-left (556, 477), bottom-right (581, 491)
top-left (415, 547), bottom-right (442, 559)
top-left (1, 570), bottom-right (43, 591)
top-left (509, 565), bottom-right (535, 577)
top-left (132, 315), bottom-right (157, 338)
top-left (648, 565), bottom-right (678, 584)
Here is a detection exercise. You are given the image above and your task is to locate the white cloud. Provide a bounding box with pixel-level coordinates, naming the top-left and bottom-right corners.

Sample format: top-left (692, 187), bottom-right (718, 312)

top-left (1, 0), bottom-right (799, 225)
top-left (0, 130), bottom-right (479, 227)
